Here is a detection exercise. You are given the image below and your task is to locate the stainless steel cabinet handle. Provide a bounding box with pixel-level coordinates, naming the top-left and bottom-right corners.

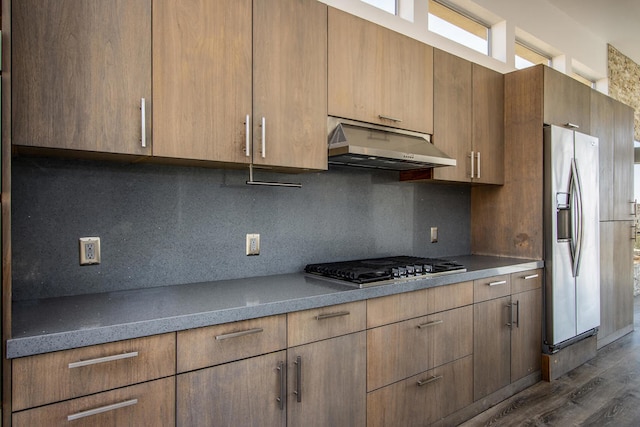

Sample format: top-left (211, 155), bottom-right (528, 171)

top-left (261, 117), bottom-right (266, 158)
top-left (476, 151), bottom-right (481, 179)
top-left (276, 361), bottom-right (285, 410)
top-left (470, 151), bottom-right (475, 178)
top-left (513, 300), bottom-right (520, 328)
top-left (378, 114), bottom-right (402, 122)
top-left (245, 114), bottom-right (251, 157)
top-left (506, 303), bottom-right (513, 328)
top-left (68, 351), bottom-right (139, 369)
top-left (67, 399), bottom-right (138, 421)
top-left (417, 319), bottom-right (443, 329)
top-left (523, 274), bottom-right (539, 280)
top-left (632, 225), bottom-right (637, 242)
top-left (488, 280), bottom-right (507, 287)
top-left (565, 123), bottom-right (579, 129)
top-left (140, 98), bottom-right (146, 148)
top-left (315, 311), bottom-right (350, 321)
top-left (215, 327), bottom-right (264, 340)
top-left (417, 375), bottom-right (443, 387)
top-left (631, 200), bottom-right (637, 217)
top-left (294, 356), bottom-right (302, 403)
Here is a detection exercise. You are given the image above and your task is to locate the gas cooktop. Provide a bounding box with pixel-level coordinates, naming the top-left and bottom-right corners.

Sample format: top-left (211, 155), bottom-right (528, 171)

top-left (304, 256), bottom-right (466, 288)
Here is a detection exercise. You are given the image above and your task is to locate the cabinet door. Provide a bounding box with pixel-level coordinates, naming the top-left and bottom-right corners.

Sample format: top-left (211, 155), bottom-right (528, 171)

top-left (153, 0), bottom-right (252, 163)
top-left (12, 0), bottom-right (152, 155)
top-left (328, 8), bottom-right (434, 134)
top-left (472, 64), bottom-right (504, 185)
top-left (543, 67), bottom-right (591, 133)
top-left (177, 351), bottom-right (286, 427)
top-left (474, 296), bottom-right (511, 400)
top-left (510, 288), bottom-right (542, 382)
top-left (598, 221), bottom-right (634, 343)
top-left (612, 101), bottom-right (635, 220)
top-left (253, 0), bottom-right (327, 170)
top-left (591, 91), bottom-right (616, 221)
top-left (433, 49), bottom-right (472, 182)
top-left (288, 332), bottom-right (366, 427)
top-left (13, 377), bottom-right (175, 427)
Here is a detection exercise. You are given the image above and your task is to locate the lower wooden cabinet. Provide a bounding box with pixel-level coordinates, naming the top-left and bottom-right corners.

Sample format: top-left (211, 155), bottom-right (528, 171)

top-left (474, 270), bottom-right (542, 400)
top-left (13, 377), bottom-right (175, 427)
top-left (177, 351), bottom-right (287, 427)
top-left (367, 355), bottom-right (473, 427)
top-left (287, 332), bottom-right (367, 427)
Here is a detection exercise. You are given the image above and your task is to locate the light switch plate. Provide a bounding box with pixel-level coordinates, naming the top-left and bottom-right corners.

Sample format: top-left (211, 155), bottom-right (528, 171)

top-left (430, 227), bottom-right (438, 243)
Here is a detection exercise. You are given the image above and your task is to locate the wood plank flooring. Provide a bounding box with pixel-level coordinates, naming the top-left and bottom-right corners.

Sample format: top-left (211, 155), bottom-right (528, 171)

top-left (460, 296), bottom-right (640, 426)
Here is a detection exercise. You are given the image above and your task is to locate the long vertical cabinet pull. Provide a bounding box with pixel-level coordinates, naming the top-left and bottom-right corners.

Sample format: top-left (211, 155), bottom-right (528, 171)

top-left (245, 114), bottom-right (251, 158)
top-left (261, 117), bottom-right (266, 158)
top-left (140, 98), bottom-right (146, 148)
top-left (506, 302), bottom-right (513, 328)
top-left (294, 356), bottom-right (302, 402)
top-left (513, 300), bottom-right (520, 328)
top-left (276, 361), bottom-right (286, 410)
top-left (470, 151), bottom-right (475, 178)
top-left (476, 152), bottom-right (481, 179)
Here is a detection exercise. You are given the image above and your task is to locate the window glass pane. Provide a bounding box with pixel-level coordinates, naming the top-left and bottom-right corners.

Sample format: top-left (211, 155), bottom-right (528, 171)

top-left (515, 42), bottom-right (550, 69)
top-left (428, 1), bottom-right (488, 55)
top-left (362, 0), bottom-right (396, 15)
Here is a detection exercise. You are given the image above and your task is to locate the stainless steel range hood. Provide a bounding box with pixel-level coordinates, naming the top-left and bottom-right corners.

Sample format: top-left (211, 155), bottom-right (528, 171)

top-left (328, 116), bottom-right (456, 171)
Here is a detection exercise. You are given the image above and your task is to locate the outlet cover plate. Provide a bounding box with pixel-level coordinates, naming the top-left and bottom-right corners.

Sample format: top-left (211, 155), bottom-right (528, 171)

top-left (79, 237), bottom-right (101, 265)
top-left (246, 234), bottom-right (260, 256)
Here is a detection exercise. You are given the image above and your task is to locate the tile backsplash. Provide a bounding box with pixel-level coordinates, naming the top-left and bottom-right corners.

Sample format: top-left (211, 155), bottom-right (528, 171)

top-left (12, 157), bottom-right (470, 300)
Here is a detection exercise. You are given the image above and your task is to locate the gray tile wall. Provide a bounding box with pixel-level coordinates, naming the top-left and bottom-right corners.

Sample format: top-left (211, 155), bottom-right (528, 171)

top-left (12, 157), bottom-right (470, 300)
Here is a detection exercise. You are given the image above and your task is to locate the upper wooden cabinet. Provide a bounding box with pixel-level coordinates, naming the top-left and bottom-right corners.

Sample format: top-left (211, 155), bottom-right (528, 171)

top-left (12, 0), bottom-right (152, 155)
top-left (152, 0), bottom-right (252, 165)
top-left (472, 63), bottom-right (505, 185)
top-left (431, 50), bottom-right (472, 182)
top-left (543, 67), bottom-right (591, 133)
top-left (328, 8), bottom-right (434, 134)
top-left (430, 50), bottom-right (504, 184)
top-left (154, 0), bottom-right (327, 171)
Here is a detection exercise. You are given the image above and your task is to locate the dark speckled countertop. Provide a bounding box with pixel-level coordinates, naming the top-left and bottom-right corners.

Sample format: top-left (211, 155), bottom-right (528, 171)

top-left (8, 255), bottom-right (543, 358)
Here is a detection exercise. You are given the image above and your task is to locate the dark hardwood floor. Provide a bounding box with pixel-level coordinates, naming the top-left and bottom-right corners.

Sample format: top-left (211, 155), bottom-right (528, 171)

top-left (461, 296), bottom-right (640, 426)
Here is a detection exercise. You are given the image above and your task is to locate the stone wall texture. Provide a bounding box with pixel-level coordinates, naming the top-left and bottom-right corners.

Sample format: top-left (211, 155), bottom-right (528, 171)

top-left (608, 44), bottom-right (640, 141)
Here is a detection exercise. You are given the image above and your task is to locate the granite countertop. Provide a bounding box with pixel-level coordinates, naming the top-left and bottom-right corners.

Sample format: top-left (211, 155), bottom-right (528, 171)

top-left (8, 255), bottom-right (543, 359)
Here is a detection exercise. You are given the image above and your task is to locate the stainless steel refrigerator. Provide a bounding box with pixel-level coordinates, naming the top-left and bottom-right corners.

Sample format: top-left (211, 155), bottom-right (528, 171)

top-left (543, 125), bottom-right (600, 353)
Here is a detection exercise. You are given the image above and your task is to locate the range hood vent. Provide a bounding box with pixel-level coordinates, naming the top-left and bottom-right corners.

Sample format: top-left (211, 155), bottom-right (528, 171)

top-left (327, 117), bottom-right (456, 171)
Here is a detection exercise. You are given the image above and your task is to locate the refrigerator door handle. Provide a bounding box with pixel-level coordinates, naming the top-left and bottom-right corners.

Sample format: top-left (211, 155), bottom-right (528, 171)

top-left (570, 158), bottom-right (584, 277)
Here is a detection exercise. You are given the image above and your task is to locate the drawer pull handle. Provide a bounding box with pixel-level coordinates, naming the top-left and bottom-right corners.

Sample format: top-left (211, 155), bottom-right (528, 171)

top-left (140, 98), bottom-right (146, 148)
top-left (417, 375), bottom-right (443, 387)
top-left (488, 280), bottom-right (507, 287)
top-left (378, 114), bottom-right (402, 122)
top-left (523, 274), bottom-right (539, 280)
top-left (417, 319), bottom-right (443, 329)
top-left (315, 311), bottom-right (350, 321)
top-left (215, 328), bottom-right (264, 341)
top-left (68, 351), bottom-right (139, 369)
top-left (67, 398), bottom-right (138, 421)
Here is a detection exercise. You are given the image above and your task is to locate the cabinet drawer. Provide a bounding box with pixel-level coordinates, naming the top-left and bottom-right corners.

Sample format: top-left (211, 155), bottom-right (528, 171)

top-left (367, 306), bottom-right (472, 392)
top-left (367, 288), bottom-right (429, 328)
top-left (430, 281), bottom-right (473, 313)
top-left (177, 314), bottom-right (286, 373)
top-left (474, 274), bottom-right (511, 302)
top-left (288, 301), bottom-right (366, 347)
top-left (367, 355), bottom-right (473, 427)
top-left (12, 333), bottom-right (175, 411)
top-left (13, 376), bottom-right (175, 427)
top-left (511, 268), bottom-right (543, 294)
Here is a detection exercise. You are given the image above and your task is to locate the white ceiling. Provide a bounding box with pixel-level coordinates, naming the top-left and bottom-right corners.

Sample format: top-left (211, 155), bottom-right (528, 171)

top-left (549, 0), bottom-right (640, 66)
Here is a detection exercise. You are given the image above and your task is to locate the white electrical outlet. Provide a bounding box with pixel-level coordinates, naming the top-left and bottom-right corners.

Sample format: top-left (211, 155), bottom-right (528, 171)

top-left (430, 227), bottom-right (438, 243)
top-left (79, 237), bottom-right (101, 265)
top-left (246, 234), bottom-right (260, 256)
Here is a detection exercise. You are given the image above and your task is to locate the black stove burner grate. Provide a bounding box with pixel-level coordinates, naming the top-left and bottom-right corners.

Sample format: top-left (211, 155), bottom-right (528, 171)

top-left (304, 256), bottom-right (465, 284)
